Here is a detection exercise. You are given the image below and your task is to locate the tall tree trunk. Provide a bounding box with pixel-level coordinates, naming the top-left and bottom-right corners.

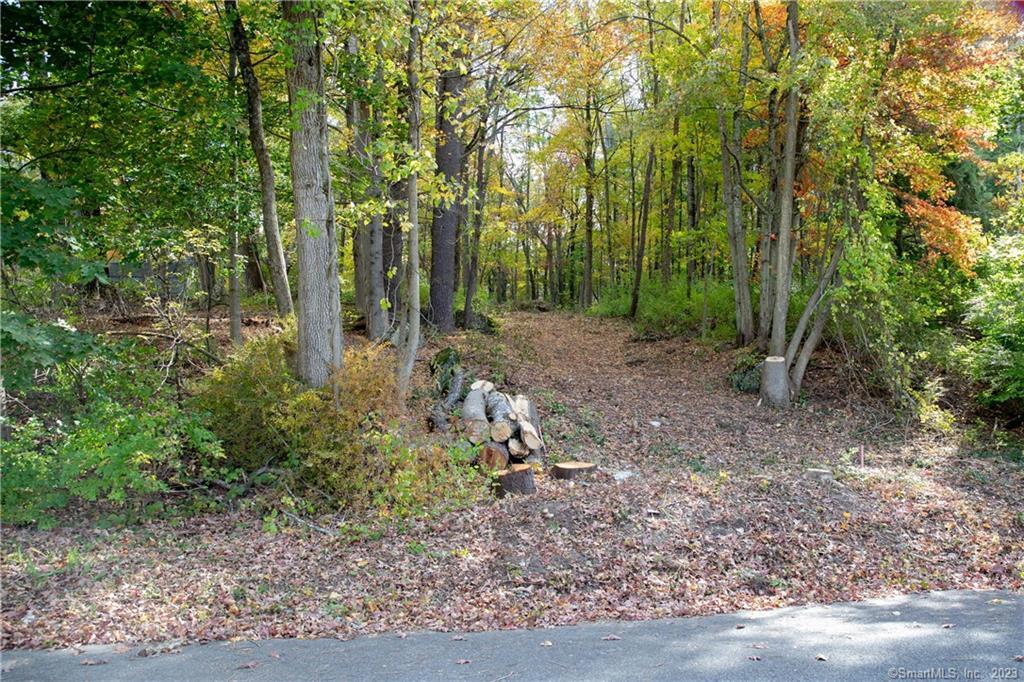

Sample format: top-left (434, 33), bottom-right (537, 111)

top-left (283, 0), bottom-right (342, 388)
top-left (348, 40), bottom-right (387, 341)
top-left (629, 145), bottom-right (657, 318)
top-left (227, 43), bottom-right (243, 346)
top-left (429, 58), bottom-right (466, 333)
top-left (580, 93), bottom-right (595, 308)
top-left (714, 1), bottom-right (755, 345)
top-left (383, 179), bottom-right (405, 324)
top-left (663, 112), bottom-right (681, 288)
top-left (397, 0), bottom-right (422, 397)
top-left (463, 125), bottom-right (489, 328)
top-left (228, 0), bottom-right (292, 317)
top-left (686, 154), bottom-right (698, 299)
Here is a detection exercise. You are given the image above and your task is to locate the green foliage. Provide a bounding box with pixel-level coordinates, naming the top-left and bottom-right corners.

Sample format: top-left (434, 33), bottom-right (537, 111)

top-left (589, 275), bottom-right (737, 342)
top-left (956, 235), bottom-right (1024, 407)
top-left (0, 312), bottom-right (98, 393)
top-left (729, 351), bottom-right (762, 394)
top-left (193, 327), bottom-right (484, 517)
top-left (1, 341), bottom-right (222, 527)
top-left (190, 322), bottom-right (304, 471)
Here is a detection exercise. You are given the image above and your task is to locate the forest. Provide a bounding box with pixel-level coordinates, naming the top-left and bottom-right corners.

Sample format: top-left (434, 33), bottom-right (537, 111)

top-left (1, 0), bottom-right (1023, 657)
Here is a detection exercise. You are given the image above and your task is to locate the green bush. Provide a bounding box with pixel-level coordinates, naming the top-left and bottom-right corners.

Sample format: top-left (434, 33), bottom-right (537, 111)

top-left (589, 275), bottom-right (738, 342)
top-left (192, 326), bottom-right (483, 516)
top-left (957, 235), bottom-right (1024, 407)
top-left (1, 341), bottom-right (222, 527)
top-left (189, 322), bottom-right (304, 470)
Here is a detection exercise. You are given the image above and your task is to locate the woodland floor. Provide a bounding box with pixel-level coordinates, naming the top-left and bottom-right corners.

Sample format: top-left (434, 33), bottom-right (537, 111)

top-left (2, 311), bottom-right (1022, 650)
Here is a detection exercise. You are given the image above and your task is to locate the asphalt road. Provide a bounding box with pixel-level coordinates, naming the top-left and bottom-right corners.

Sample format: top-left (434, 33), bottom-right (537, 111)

top-left (3, 589), bottom-right (1021, 681)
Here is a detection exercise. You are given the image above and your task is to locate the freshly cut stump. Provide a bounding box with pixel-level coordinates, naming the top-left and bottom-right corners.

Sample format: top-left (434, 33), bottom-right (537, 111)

top-left (478, 441), bottom-right (510, 472)
top-left (550, 461), bottom-right (597, 480)
top-left (470, 379), bottom-right (495, 394)
top-left (494, 463), bottom-right (536, 497)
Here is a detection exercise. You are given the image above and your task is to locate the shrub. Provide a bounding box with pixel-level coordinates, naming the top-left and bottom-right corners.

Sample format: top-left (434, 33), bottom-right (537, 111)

top-left (589, 275), bottom-right (738, 342)
top-left (1, 341), bottom-right (222, 527)
top-left (193, 327), bottom-right (483, 516)
top-left (189, 322), bottom-right (304, 470)
top-left (956, 235), bottom-right (1024, 407)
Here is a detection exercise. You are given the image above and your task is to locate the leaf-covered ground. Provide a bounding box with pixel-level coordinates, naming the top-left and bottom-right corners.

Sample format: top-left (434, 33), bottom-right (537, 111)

top-left (3, 312), bottom-right (1021, 649)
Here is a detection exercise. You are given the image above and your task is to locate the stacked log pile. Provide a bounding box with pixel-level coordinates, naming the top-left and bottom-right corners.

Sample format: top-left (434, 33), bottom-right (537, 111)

top-left (458, 380), bottom-right (550, 495)
top-left (428, 350), bottom-right (596, 497)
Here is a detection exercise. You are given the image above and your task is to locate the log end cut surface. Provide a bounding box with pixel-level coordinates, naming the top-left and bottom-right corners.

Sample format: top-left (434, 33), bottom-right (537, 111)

top-left (550, 461), bottom-right (597, 480)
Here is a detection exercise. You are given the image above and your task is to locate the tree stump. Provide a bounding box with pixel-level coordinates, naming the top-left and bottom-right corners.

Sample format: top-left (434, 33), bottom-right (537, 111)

top-left (550, 461), bottom-right (597, 480)
top-left (760, 356), bottom-right (791, 408)
top-left (494, 464), bottom-right (536, 496)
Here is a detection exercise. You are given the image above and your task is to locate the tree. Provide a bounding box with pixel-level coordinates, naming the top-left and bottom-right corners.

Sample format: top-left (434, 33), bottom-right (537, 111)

top-left (283, 0), bottom-right (342, 388)
top-left (397, 0), bottom-right (422, 397)
top-left (429, 43), bottom-right (467, 333)
top-left (227, 0), bottom-right (293, 317)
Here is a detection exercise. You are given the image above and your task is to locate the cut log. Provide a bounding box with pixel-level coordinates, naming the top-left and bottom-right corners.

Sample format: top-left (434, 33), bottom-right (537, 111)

top-left (464, 420), bottom-right (490, 444)
top-left (485, 392), bottom-right (516, 443)
top-left (430, 367), bottom-right (465, 432)
top-left (494, 463), bottom-right (536, 496)
top-left (462, 389), bottom-right (487, 421)
top-left (507, 438), bottom-right (530, 459)
top-left (478, 441), bottom-right (510, 471)
top-left (550, 461), bottom-right (597, 480)
top-left (470, 379), bottom-right (494, 394)
top-left (461, 388), bottom-right (490, 444)
top-left (518, 420), bottom-right (543, 451)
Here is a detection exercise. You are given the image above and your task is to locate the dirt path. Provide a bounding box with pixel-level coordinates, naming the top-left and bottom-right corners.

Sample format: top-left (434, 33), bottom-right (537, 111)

top-left (3, 313), bottom-right (1021, 649)
top-left (502, 312), bottom-right (860, 475)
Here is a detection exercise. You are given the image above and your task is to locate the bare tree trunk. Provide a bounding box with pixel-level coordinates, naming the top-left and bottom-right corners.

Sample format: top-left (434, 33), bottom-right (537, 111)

top-left (397, 0), bottom-right (422, 397)
top-left (663, 112), bottom-right (681, 288)
top-left (714, 1), bottom-right (755, 345)
top-left (629, 145), bottom-right (657, 319)
top-left (383, 180), bottom-right (405, 325)
top-left (430, 57), bottom-right (466, 333)
top-left (283, 0), bottom-right (342, 388)
top-left (227, 44), bottom-right (242, 346)
top-left (580, 92), bottom-right (595, 308)
top-left (228, 0), bottom-right (292, 317)
top-left (686, 154), bottom-right (698, 299)
top-left (348, 40), bottom-right (387, 341)
top-left (762, 0), bottom-right (801, 408)
top-left (463, 129), bottom-right (489, 328)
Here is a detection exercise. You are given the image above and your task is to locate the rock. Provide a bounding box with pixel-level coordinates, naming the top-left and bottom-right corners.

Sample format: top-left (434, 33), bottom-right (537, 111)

top-left (613, 470), bottom-right (635, 482)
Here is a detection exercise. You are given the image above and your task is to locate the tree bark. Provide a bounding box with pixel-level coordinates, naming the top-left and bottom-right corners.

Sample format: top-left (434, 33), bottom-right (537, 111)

top-left (580, 92), bottom-right (595, 308)
top-left (283, 0), bottom-right (343, 388)
top-left (663, 112), bottom-right (681, 288)
top-left (463, 124), bottom-right (489, 329)
top-left (714, 1), bottom-right (755, 346)
top-left (384, 180), bottom-right (405, 323)
top-left (429, 58), bottom-right (466, 333)
top-left (347, 47), bottom-right (388, 340)
top-left (397, 0), bottom-right (422, 398)
top-left (629, 145), bottom-right (656, 318)
top-left (228, 0), bottom-right (292, 317)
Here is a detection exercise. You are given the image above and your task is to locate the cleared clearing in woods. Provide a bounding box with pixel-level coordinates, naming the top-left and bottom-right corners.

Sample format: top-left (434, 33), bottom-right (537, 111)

top-left (2, 312), bottom-right (1021, 649)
